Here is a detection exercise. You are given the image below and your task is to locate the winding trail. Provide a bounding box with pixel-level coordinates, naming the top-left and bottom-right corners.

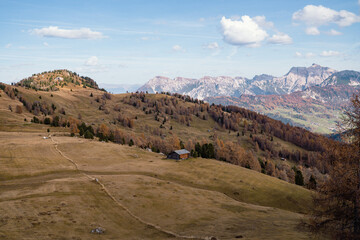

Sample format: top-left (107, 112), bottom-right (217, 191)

top-left (49, 135), bottom-right (208, 240)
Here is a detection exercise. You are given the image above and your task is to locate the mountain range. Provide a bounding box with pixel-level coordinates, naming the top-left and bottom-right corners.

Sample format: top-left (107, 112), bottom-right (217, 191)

top-left (138, 64), bottom-right (360, 133)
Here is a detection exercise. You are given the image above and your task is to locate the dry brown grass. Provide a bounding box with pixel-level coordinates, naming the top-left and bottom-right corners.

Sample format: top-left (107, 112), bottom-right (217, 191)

top-left (0, 131), bottom-right (323, 239)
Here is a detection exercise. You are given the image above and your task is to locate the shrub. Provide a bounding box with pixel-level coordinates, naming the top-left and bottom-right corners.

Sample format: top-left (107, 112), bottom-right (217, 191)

top-left (32, 116), bottom-right (39, 123)
top-left (102, 92), bottom-right (112, 100)
top-left (44, 117), bottom-right (51, 125)
top-left (51, 116), bottom-right (60, 127)
top-left (294, 167), bottom-right (304, 186)
top-left (60, 108), bottom-right (66, 115)
top-left (84, 130), bottom-right (94, 139)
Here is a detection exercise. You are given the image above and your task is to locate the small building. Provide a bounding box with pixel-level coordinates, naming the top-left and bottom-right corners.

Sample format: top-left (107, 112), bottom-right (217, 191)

top-left (167, 149), bottom-right (190, 160)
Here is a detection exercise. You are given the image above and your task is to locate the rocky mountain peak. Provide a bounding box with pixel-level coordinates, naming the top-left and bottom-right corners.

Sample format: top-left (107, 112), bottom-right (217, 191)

top-left (137, 64), bottom-right (346, 100)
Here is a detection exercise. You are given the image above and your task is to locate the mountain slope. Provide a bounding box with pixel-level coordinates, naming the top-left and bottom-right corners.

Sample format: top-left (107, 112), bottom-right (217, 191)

top-left (0, 71), bottom-right (328, 239)
top-left (206, 84), bottom-right (359, 133)
top-left (320, 70), bottom-right (360, 87)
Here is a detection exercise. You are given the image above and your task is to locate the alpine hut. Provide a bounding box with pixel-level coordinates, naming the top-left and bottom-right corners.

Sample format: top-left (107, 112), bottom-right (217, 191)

top-left (167, 149), bottom-right (190, 160)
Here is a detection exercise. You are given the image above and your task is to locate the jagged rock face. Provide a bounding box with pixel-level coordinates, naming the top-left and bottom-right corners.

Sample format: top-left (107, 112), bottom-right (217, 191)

top-left (320, 70), bottom-right (360, 87)
top-left (138, 76), bottom-right (249, 100)
top-left (268, 64), bottom-right (337, 94)
top-left (138, 76), bottom-right (195, 94)
top-left (138, 64), bottom-right (337, 100)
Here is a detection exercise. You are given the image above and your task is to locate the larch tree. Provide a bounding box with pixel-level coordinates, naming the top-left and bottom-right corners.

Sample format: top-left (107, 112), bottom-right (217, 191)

top-left (311, 94), bottom-right (360, 239)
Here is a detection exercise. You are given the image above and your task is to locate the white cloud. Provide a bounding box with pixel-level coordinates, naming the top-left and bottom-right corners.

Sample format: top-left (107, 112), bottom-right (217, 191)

top-left (5, 43), bottom-right (12, 48)
top-left (220, 16), bottom-right (268, 47)
top-left (85, 56), bottom-right (98, 66)
top-left (43, 42), bottom-right (49, 47)
top-left (172, 45), bottom-right (183, 51)
top-left (295, 52), bottom-right (302, 57)
top-left (204, 42), bottom-right (219, 49)
top-left (305, 27), bottom-right (320, 35)
top-left (293, 5), bottom-right (360, 27)
top-left (326, 29), bottom-right (343, 36)
top-left (268, 33), bottom-right (292, 44)
top-left (32, 26), bottom-right (106, 39)
top-left (320, 50), bottom-right (341, 57)
top-left (253, 16), bottom-right (274, 29)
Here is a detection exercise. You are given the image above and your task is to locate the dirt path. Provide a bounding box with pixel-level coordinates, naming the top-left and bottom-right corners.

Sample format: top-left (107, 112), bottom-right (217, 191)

top-left (83, 170), bottom-right (283, 212)
top-left (49, 135), bottom-right (208, 240)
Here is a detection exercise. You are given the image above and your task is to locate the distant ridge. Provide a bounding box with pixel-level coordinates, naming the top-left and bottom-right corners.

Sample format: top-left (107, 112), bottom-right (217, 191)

top-left (137, 64), bottom-right (337, 100)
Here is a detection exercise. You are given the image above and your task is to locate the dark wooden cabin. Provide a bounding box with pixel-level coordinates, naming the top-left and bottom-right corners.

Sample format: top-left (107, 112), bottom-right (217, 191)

top-left (167, 149), bottom-right (190, 160)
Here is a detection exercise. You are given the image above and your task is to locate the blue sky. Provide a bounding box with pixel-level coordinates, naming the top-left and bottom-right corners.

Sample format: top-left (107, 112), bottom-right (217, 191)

top-left (0, 0), bottom-right (359, 87)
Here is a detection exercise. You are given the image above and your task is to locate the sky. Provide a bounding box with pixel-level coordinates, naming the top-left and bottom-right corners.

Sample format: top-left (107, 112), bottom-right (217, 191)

top-left (0, 0), bottom-right (359, 88)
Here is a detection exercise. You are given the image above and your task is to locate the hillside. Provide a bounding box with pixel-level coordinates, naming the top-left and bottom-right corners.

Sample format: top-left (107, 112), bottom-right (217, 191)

top-left (0, 70), bottom-right (333, 239)
top-left (0, 132), bottom-right (316, 239)
top-left (206, 85), bottom-right (359, 133)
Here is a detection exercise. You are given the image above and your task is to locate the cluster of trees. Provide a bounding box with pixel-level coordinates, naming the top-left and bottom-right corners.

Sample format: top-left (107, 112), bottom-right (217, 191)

top-left (191, 143), bottom-right (215, 158)
top-left (80, 76), bottom-right (101, 90)
top-left (3, 85), bottom-right (69, 119)
top-left (2, 85), bottom-right (18, 99)
top-left (116, 113), bottom-right (135, 128)
top-left (210, 105), bottom-right (328, 153)
top-left (31, 115), bottom-right (74, 128)
top-left (78, 122), bottom-right (95, 139)
top-left (122, 92), bottom-right (210, 127)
